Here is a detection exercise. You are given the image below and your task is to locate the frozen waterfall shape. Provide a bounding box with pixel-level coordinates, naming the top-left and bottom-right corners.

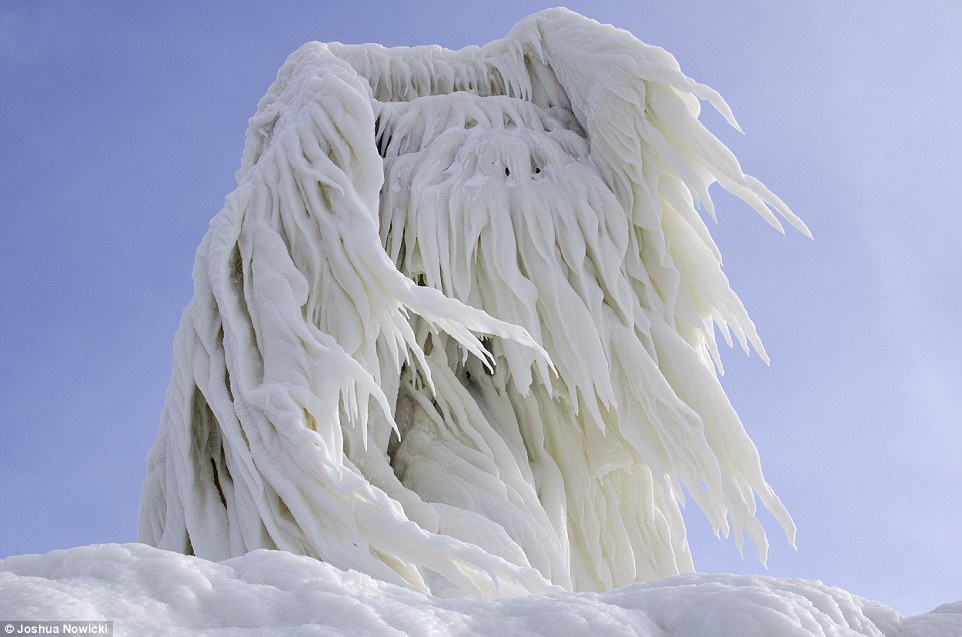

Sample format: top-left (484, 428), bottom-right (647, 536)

top-left (139, 8), bottom-right (809, 598)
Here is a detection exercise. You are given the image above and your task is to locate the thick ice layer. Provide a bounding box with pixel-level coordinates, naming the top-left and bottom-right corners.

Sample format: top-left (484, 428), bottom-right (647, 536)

top-left (4, 544), bottom-right (961, 637)
top-left (140, 8), bottom-right (807, 596)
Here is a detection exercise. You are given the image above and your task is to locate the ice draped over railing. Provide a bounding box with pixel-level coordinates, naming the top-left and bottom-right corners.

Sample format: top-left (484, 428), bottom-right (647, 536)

top-left (139, 8), bottom-right (809, 598)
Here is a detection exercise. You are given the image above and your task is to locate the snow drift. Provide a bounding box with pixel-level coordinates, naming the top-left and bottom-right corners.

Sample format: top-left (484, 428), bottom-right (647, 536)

top-left (3, 544), bottom-right (960, 637)
top-left (139, 8), bottom-right (808, 597)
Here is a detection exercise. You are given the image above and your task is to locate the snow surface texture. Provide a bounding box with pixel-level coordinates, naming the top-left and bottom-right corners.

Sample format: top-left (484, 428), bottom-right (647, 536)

top-left (3, 544), bottom-right (961, 637)
top-left (140, 8), bottom-right (810, 598)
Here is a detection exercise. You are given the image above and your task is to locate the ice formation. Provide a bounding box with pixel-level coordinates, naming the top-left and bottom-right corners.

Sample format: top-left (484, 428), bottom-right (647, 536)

top-left (4, 544), bottom-right (961, 637)
top-left (139, 8), bottom-right (811, 597)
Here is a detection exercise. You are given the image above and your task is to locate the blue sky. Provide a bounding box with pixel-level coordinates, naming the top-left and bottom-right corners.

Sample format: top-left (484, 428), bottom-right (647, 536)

top-left (1, 0), bottom-right (959, 617)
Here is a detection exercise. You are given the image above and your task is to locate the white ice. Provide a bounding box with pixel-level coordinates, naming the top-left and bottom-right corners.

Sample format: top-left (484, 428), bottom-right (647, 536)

top-left (2, 544), bottom-right (960, 637)
top-left (136, 8), bottom-right (809, 597)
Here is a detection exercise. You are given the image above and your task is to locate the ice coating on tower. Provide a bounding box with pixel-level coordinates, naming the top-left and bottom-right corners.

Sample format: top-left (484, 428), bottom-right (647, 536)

top-left (139, 8), bottom-right (806, 598)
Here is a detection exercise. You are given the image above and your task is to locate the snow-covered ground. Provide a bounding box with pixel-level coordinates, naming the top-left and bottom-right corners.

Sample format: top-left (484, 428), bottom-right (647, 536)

top-left (2, 543), bottom-right (959, 636)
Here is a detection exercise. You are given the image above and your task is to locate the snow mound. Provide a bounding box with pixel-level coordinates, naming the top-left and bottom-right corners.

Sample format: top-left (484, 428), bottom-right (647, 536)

top-left (2, 544), bottom-right (960, 637)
